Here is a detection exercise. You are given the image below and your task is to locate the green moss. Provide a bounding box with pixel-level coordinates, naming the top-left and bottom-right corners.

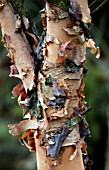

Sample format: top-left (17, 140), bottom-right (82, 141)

top-left (18, 0), bottom-right (25, 15)
top-left (47, 0), bottom-right (68, 9)
top-left (7, 0), bottom-right (25, 15)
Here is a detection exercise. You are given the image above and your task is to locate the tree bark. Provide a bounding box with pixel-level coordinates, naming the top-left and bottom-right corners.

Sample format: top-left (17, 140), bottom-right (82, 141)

top-left (0, 0), bottom-right (92, 170)
top-left (35, 0), bottom-right (91, 169)
top-left (0, 1), bottom-right (34, 91)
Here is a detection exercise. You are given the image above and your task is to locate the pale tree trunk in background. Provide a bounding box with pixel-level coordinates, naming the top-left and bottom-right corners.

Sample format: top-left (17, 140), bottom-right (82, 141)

top-left (0, 0), bottom-right (93, 170)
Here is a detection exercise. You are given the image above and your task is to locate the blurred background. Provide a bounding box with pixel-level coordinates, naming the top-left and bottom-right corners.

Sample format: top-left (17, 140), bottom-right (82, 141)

top-left (0, 0), bottom-right (109, 169)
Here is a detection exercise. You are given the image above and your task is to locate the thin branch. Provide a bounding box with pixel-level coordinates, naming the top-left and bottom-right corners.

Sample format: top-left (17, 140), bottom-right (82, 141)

top-left (89, 0), bottom-right (97, 8)
top-left (91, 0), bottom-right (107, 14)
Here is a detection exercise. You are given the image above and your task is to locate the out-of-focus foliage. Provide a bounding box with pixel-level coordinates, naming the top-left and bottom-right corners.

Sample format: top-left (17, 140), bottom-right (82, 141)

top-left (0, 0), bottom-right (109, 170)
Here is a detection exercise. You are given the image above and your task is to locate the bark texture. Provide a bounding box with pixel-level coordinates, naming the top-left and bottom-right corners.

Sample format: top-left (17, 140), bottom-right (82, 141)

top-left (0, 0), bottom-right (93, 170)
top-left (35, 0), bottom-right (91, 169)
top-left (0, 1), bottom-right (34, 91)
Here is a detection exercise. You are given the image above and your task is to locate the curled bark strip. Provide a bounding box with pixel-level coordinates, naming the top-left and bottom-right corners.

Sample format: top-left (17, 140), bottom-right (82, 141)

top-left (19, 129), bottom-right (37, 152)
top-left (69, 146), bottom-right (77, 160)
top-left (8, 119), bottom-right (40, 136)
top-left (48, 127), bottom-right (72, 158)
top-left (86, 38), bottom-right (100, 59)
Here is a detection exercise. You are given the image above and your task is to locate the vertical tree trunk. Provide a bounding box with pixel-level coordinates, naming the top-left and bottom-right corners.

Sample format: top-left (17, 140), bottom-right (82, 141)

top-left (0, 0), bottom-right (92, 170)
top-left (35, 0), bottom-right (91, 169)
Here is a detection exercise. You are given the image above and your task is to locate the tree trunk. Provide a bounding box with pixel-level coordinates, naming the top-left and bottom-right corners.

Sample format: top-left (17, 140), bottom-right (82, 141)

top-left (0, 0), bottom-right (92, 170)
top-left (35, 0), bottom-right (91, 169)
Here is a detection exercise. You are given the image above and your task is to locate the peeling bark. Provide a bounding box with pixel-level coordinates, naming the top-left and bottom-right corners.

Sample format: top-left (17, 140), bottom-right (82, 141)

top-left (0, 2), bottom-right (34, 91)
top-left (35, 0), bottom-right (91, 169)
top-left (0, 0), bottom-right (95, 170)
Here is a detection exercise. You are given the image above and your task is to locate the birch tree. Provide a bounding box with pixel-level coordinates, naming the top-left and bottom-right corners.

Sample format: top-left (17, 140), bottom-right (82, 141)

top-left (0, 0), bottom-right (100, 169)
